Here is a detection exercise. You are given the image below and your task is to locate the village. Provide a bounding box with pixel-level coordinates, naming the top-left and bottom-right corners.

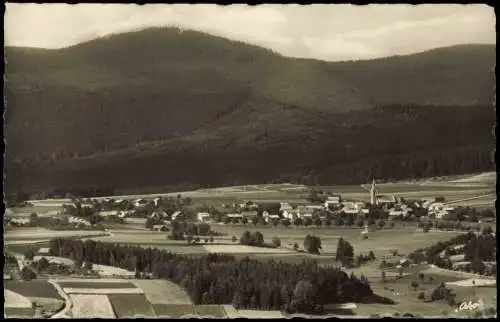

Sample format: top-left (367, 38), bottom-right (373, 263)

top-left (7, 179), bottom-right (493, 234)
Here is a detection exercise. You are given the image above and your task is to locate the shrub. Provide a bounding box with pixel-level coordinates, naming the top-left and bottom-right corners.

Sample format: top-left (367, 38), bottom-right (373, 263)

top-left (410, 281), bottom-right (419, 290)
top-left (293, 243), bottom-right (299, 251)
top-left (482, 225), bottom-right (493, 235)
top-left (304, 235), bottom-right (322, 254)
top-left (24, 249), bottom-right (36, 261)
top-left (209, 236), bottom-right (214, 243)
top-left (335, 237), bottom-right (354, 264)
top-left (418, 292), bottom-right (425, 300)
top-left (21, 266), bottom-right (37, 281)
top-left (272, 237), bottom-right (281, 248)
top-left (240, 231), bottom-right (265, 247)
top-left (232, 236), bottom-right (237, 243)
top-left (36, 257), bottom-right (50, 271)
top-left (84, 261), bottom-right (93, 271)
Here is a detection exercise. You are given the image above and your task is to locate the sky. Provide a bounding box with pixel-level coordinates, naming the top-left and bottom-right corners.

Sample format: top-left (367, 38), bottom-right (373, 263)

top-left (4, 3), bottom-right (496, 62)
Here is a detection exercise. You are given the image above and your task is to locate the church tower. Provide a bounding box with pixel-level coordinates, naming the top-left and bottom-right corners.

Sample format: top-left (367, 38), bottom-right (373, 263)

top-left (370, 178), bottom-right (377, 205)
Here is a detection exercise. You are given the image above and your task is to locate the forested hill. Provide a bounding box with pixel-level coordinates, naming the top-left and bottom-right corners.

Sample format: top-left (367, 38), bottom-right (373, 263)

top-left (4, 27), bottom-right (496, 197)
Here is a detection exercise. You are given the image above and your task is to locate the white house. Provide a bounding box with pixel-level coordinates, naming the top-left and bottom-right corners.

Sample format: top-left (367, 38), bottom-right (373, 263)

top-left (68, 216), bottom-right (91, 227)
top-left (151, 211), bottom-right (167, 220)
top-left (134, 199), bottom-right (148, 208)
top-left (240, 211), bottom-right (258, 218)
top-left (376, 195), bottom-right (395, 205)
top-left (153, 224), bottom-right (169, 232)
top-left (81, 203), bottom-right (94, 210)
top-left (389, 204), bottom-right (412, 218)
top-left (296, 206), bottom-right (313, 218)
top-left (341, 201), bottom-right (363, 215)
top-left (114, 199), bottom-right (126, 206)
top-left (327, 195), bottom-right (342, 203)
top-left (9, 218), bottom-right (30, 225)
top-left (282, 209), bottom-right (297, 220)
top-left (265, 214), bottom-right (281, 223)
top-left (117, 210), bottom-right (134, 218)
top-left (171, 211), bottom-right (182, 220)
top-left (197, 212), bottom-right (211, 222)
top-left (280, 202), bottom-right (293, 212)
top-left (153, 197), bottom-right (162, 207)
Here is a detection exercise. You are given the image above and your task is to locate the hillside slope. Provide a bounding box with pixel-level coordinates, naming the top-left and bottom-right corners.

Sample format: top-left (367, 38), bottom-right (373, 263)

top-left (3, 27), bottom-right (496, 196)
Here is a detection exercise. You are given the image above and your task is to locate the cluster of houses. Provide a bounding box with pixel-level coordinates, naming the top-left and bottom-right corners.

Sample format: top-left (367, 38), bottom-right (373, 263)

top-left (42, 180), bottom-right (459, 227)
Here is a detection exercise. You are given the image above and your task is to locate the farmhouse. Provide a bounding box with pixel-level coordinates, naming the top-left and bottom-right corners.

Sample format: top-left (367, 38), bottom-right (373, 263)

top-left (388, 204), bottom-right (412, 218)
top-left (341, 201), bottom-right (364, 215)
top-left (9, 218), bottom-right (30, 225)
top-left (153, 197), bottom-right (162, 207)
top-left (171, 211), bottom-right (183, 220)
top-left (151, 211), bottom-right (167, 220)
top-left (264, 213), bottom-right (281, 223)
top-left (152, 224), bottom-right (169, 232)
top-left (240, 211), bottom-right (258, 218)
top-left (226, 213), bottom-right (244, 219)
top-left (197, 212), bottom-right (211, 222)
top-left (376, 195), bottom-right (396, 205)
top-left (99, 211), bottom-right (117, 217)
top-left (279, 202), bottom-right (293, 212)
top-left (134, 198), bottom-right (148, 208)
top-left (282, 209), bottom-right (298, 220)
top-left (59, 204), bottom-right (77, 215)
top-left (239, 201), bottom-right (258, 210)
top-left (68, 216), bottom-right (91, 227)
top-left (114, 199), bottom-right (127, 206)
top-left (295, 206), bottom-right (313, 218)
top-left (305, 205), bottom-right (324, 211)
top-left (327, 195), bottom-right (342, 203)
top-left (117, 210), bottom-right (133, 218)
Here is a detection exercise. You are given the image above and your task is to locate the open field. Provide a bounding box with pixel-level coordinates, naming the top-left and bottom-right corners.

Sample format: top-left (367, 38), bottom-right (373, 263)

top-left (4, 307), bottom-right (35, 318)
top-left (63, 288), bottom-right (144, 294)
top-left (4, 280), bottom-right (62, 299)
top-left (4, 228), bottom-right (108, 241)
top-left (4, 289), bottom-right (33, 308)
top-left (24, 172), bottom-right (494, 211)
top-left (56, 281), bottom-right (136, 289)
top-left (152, 303), bottom-right (197, 317)
top-left (193, 305), bottom-right (228, 317)
top-left (131, 279), bottom-right (192, 305)
top-left (203, 244), bottom-right (294, 254)
top-left (91, 264), bottom-right (135, 277)
top-left (447, 278), bottom-right (497, 287)
top-left (70, 294), bottom-right (116, 318)
top-left (4, 172), bottom-right (495, 318)
top-left (30, 297), bottom-right (66, 317)
top-left (108, 294), bottom-right (157, 318)
top-left (237, 309), bottom-right (286, 318)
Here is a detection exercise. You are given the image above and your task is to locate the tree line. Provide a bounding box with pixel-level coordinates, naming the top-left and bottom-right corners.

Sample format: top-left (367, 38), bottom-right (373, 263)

top-left (5, 104), bottom-right (494, 200)
top-left (408, 230), bottom-right (496, 275)
top-left (48, 238), bottom-right (376, 313)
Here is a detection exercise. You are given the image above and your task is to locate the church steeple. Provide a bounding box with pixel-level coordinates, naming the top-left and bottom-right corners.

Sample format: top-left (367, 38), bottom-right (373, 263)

top-left (370, 178), bottom-right (377, 205)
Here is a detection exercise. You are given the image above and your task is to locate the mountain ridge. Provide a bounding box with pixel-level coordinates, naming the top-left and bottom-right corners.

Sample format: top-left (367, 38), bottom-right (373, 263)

top-left (4, 27), bottom-right (496, 196)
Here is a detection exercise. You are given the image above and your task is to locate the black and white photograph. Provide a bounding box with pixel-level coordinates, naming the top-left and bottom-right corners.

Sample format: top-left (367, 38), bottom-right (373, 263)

top-left (3, 3), bottom-right (496, 318)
